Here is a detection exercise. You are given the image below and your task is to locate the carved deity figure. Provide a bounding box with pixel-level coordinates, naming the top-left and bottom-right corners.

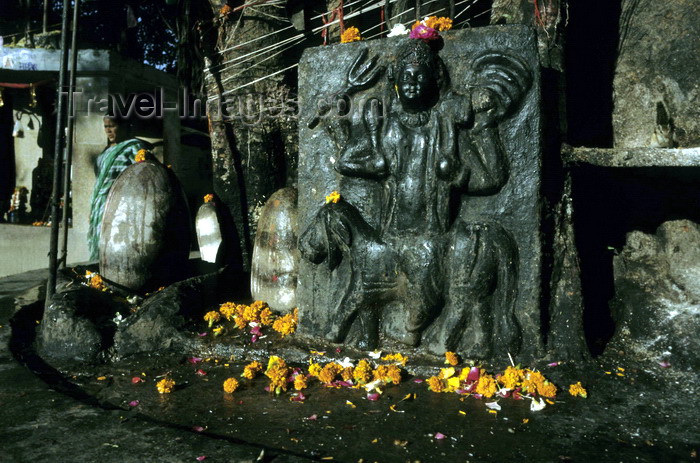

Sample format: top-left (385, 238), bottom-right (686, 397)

top-left (300, 37), bottom-right (531, 357)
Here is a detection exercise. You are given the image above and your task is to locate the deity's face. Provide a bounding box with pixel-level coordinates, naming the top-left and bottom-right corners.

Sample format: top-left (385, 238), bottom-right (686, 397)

top-left (396, 62), bottom-right (438, 110)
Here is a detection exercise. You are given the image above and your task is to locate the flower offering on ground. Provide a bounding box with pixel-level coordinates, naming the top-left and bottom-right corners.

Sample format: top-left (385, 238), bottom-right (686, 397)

top-left (265, 356), bottom-right (290, 394)
top-left (156, 377), bottom-right (175, 394)
top-left (84, 271), bottom-right (106, 291)
top-left (242, 361), bottom-right (263, 380)
top-left (203, 193), bottom-right (214, 203)
top-left (445, 351), bottom-right (460, 366)
top-left (272, 308), bottom-right (298, 337)
top-left (223, 377), bottom-right (239, 393)
top-left (569, 381), bottom-right (588, 398)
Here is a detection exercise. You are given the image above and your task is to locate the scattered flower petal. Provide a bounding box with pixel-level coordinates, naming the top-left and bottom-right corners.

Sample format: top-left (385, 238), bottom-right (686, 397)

top-left (196, 456), bottom-right (206, 461)
top-left (307, 414), bottom-right (318, 421)
top-left (368, 351), bottom-right (382, 359)
top-left (131, 377), bottom-right (144, 384)
top-left (128, 400), bottom-right (139, 407)
top-left (658, 361), bottom-right (671, 368)
top-left (198, 332), bottom-right (207, 337)
top-left (192, 426), bottom-right (204, 432)
top-left (547, 362), bottom-right (560, 367)
top-left (434, 432), bottom-right (446, 440)
top-left (367, 393), bottom-right (379, 401)
top-left (413, 378), bottom-right (424, 383)
top-left (196, 369), bottom-right (207, 376)
top-left (485, 401), bottom-right (501, 411)
top-left (530, 397), bottom-right (546, 412)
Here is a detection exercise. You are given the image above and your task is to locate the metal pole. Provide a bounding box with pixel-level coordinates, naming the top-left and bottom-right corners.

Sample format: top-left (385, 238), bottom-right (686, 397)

top-left (46, 0), bottom-right (71, 304)
top-left (43, 0), bottom-right (49, 34)
top-left (449, 0), bottom-right (455, 19)
top-left (59, 0), bottom-right (80, 268)
top-left (415, 0), bottom-right (420, 21)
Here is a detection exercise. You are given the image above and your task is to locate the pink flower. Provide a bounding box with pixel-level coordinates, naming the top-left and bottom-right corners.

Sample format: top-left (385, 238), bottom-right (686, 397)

top-left (434, 432), bottom-right (446, 440)
top-left (251, 334), bottom-right (259, 343)
top-left (250, 325), bottom-right (262, 336)
top-left (410, 25), bottom-right (438, 41)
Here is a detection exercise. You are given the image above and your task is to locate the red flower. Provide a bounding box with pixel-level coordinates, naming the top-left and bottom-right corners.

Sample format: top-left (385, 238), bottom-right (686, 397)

top-left (409, 25), bottom-right (438, 41)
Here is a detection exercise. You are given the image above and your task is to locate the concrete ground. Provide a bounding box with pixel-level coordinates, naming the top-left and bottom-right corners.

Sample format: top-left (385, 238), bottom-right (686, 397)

top-left (1, 269), bottom-right (698, 463)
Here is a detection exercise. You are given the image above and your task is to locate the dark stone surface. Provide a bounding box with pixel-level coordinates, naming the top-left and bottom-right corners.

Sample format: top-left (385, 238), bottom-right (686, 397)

top-left (297, 26), bottom-right (543, 361)
top-left (99, 161), bottom-right (191, 293)
top-left (38, 266), bottom-right (130, 363)
top-left (112, 271), bottom-right (227, 359)
top-left (614, 0), bottom-right (700, 148)
top-left (546, 176), bottom-right (587, 360)
top-left (251, 187), bottom-right (299, 311)
top-left (610, 220), bottom-right (700, 370)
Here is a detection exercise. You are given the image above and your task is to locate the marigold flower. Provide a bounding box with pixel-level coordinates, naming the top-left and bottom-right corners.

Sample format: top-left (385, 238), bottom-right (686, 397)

top-left (203, 311), bottom-right (221, 327)
top-left (424, 16), bottom-right (452, 31)
top-left (233, 315), bottom-right (247, 330)
top-left (203, 193), bottom-right (214, 203)
top-left (500, 366), bottom-right (524, 390)
top-left (294, 374), bottom-right (308, 390)
top-left (243, 304), bottom-right (262, 323)
top-left (381, 353), bottom-right (408, 366)
top-left (259, 307), bottom-right (274, 326)
top-left (537, 381), bottom-right (557, 398)
top-left (156, 377), bottom-right (175, 394)
top-left (568, 382), bottom-right (588, 398)
top-left (308, 362), bottom-right (322, 377)
top-left (521, 370), bottom-right (545, 394)
top-left (242, 361), bottom-right (263, 380)
top-left (272, 308), bottom-right (298, 337)
top-left (134, 149), bottom-right (148, 163)
top-left (353, 360), bottom-right (372, 385)
top-left (341, 366), bottom-right (354, 382)
top-left (219, 4), bottom-right (232, 16)
top-left (325, 191), bottom-right (341, 204)
top-left (318, 362), bottom-right (343, 384)
top-left (475, 374), bottom-right (497, 398)
top-left (219, 302), bottom-right (236, 320)
top-left (223, 377), bottom-right (239, 393)
top-left (265, 356), bottom-right (289, 394)
top-left (340, 27), bottom-right (361, 44)
top-left (444, 351), bottom-right (459, 366)
top-left (85, 271), bottom-right (106, 291)
top-left (427, 375), bottom-right (446, 393)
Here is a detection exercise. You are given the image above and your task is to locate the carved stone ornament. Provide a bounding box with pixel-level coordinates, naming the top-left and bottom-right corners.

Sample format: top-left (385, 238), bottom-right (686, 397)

top-left (297, 26), bottom-right (542, 360)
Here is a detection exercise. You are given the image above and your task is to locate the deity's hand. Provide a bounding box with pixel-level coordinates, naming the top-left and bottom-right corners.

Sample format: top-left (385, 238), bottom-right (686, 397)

top-left (346, 49), bottom-right (383, 94)
top-left (471, 87), bottom-right (501, 132)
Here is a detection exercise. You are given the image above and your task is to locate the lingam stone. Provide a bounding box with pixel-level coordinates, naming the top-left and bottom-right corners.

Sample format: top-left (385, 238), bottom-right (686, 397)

top-left (196, 202), bottom-right (223, 264)
top-left (297, 26), bottom-right (542, 359)
top-left (99, 161), bottom-right (191, 292)
top-left (251, 187), bottom-right (299, 311)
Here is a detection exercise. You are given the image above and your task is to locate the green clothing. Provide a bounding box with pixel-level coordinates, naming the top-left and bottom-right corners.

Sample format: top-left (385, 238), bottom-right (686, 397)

top-left (87, 138), bottom-right (149, 261)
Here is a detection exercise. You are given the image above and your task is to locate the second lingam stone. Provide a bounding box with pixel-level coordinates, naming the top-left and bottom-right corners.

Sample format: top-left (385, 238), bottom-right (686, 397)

top-left (297, 26), bottom-right (542, 359)
top-left (251, 188), bottom-right (299, 311)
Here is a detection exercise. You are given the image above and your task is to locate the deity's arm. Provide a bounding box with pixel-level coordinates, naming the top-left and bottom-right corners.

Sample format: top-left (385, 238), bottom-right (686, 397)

top-left (462, 124), bottom-right (509, 195)
top-left (335, 98), bottom-right (388, 179)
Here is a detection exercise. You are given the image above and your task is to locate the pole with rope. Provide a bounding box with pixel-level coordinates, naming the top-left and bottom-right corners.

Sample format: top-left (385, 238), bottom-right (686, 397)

top-left (59, 0), bottom-right (80, 268)
top-left (46, 0), bottom-right (71, 304)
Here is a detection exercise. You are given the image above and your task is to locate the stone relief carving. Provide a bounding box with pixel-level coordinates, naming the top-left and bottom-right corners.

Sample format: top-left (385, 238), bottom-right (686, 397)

top-left (298, 29), bottom-right (539, 358)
